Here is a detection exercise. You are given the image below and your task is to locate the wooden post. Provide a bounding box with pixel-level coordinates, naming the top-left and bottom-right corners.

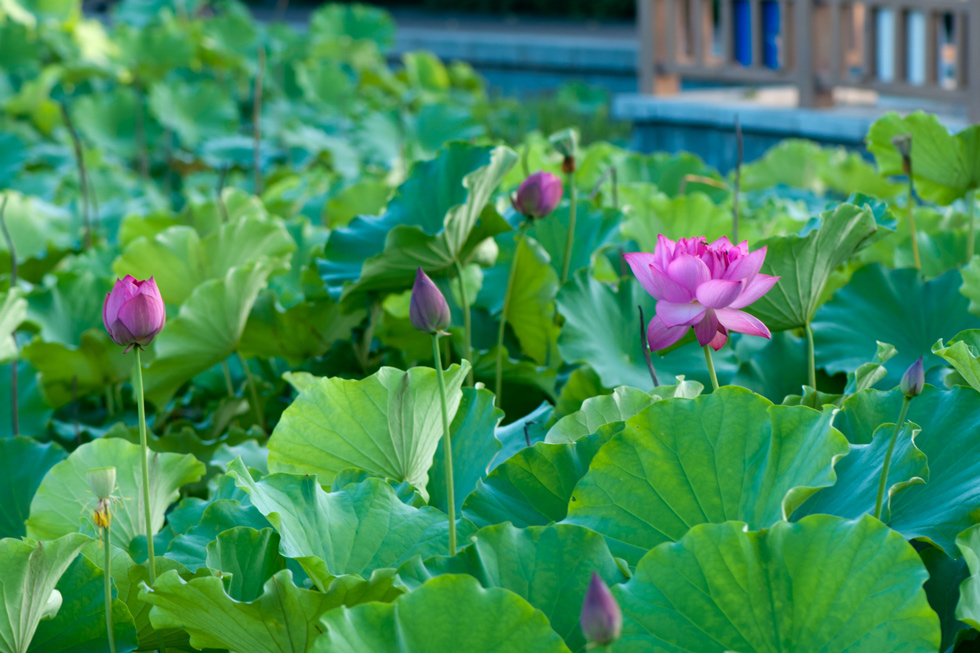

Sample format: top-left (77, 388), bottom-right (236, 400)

top-left (797, 0), bottom-right (834, 108)
top-left (638, 0), bottom-right (656, 92)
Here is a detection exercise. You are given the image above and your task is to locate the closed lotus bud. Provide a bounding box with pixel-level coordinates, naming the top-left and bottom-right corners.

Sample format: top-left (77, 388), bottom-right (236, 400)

top-left (410, 268), bottom-right (451, 335)
top-left (102, 275), bottom-right (166, 352)
top-left (892, 134), bottom-right (912, 174)
top-left (512, 172), bottom-right (563, 218)
top-left (87, 467), bottom-right (117, 501)
top-left (901, 356), bottom-right (924, 398)
top-left (580, 572), bottom-right (622, 646)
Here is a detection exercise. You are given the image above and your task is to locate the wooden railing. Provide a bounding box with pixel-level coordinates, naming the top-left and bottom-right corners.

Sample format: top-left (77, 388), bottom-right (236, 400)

top-left (637, 0), bottom-right (980, 121)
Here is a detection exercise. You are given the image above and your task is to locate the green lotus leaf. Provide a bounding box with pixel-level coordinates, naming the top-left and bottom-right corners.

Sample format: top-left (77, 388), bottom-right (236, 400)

top-left (26, 438), bottom-right (205, 549)
top-left (312, 574), bottom-right (571, 653)
top-left (920, 544), bottom-right (971, 652)
top-left (956, 523), bottom-right (980, 634)
top-left (28, 553), bottom-right (138, 653)
top-left (204, 527), bottom-right (286, 602)
top-left (396, 523), bottom-right (626, 651)
top-left (426, 387), bottom-right (503, 514)
top-left (565, 386), bottom-right (849, 563)
top-left (527, 200), bottom-right (622, 280)
top-left (21, 329), bottom-right (129, 409)
top-left (309, 2), bottom-right (395, 47)
top-left (147, 79), bottom-right (238, 149)
top-left (620, 190), bottom-right (732, 249)
top-left (165, 499), bottom-right (270, 572)
top-left (746, 203), bottom-right (877, 332)
top-left (142, 260), bottom-right (283, 408)
top-left (226, 459), bottom-right (475, 589)
top-left (613, 515), bottom-right (939, 652)
top-left (0, 436), bottom-right (65, 538)
top-left (0, 533), bottom-right (90, 653)
top-left (814, 264), bottom-right (980, 387)
top-left (25, 270), bottom-right (109, 346)
top-left (960, 254), bottom-right (980, 318)
top-left (933, 330), bottom-right (980, 393)
top-left (73, 87), bottom-right (159, 162)
top-left (0, 289), bottom-right (26, 364)
top-left (267, 363), bottom-right (468, 492)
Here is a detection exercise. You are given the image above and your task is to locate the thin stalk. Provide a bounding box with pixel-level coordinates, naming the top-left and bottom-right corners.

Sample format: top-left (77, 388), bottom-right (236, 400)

top-left (431, 334), bottom-right (456, 556)
top-left (873, 396), bottom-right (912, 520)
top-left (238, 352), bottom-right (265, 431)
top-left (72, 375), bottom-right (80, 445)
top-left (9, 346), bottom-right (17, 436)
top-left (356, 300), bottom-right (381, 373)
top-left (103, 523), bottom-right (116, 653)
top-left (520, 142), bottom-right (530, 178)
top-left (906, 174), bottom-right (920, 270)
top-left (610, 165), bottom-right (618, 209)
top-left (453, 259), bottom-right (474, 386)
top-left (495, 224), bottom-right (528, 403)
top-left (638, 305), bottom-right (659, 388)
top-left (560, 174), bottom-right (577, 284)
top-left (805, 322), bottom-right (816, 390)
top-left (133, 349), bottom-right (155, 584)
top-left (253, 46), bottom-right (266, 196)
top-left (60, 101), bottom-right (92, 249)
top-left (703, 345), bottom-right (719, 392)
top-left (105, 385), bottom-right (115, 417)
top-left (222, 361), bottom-right (235, 398)
top-left (969, 190), bottom-right (976, 262)
top-left (733, 116), bottom-right (743, 243)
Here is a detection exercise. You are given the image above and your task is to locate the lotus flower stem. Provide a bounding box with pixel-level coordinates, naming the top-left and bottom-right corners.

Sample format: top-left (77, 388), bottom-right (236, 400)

top-left (105, 385), bottom-right (115, 417)
top-left (132, 349), bottom-right (156, 584)
top-left (60, 100), bottom-right (93, 249)
top-left (638, 305), bottom-right (659, 388)
top-left (103, 521), bottom-right (116, 653)
top-left (561, 173), bottom-right (577, 284)
top-left (453, 260), bottom-right (474, 386)
top-left (496, 223), bottom-right (529, 403)
top-left (805, 322), bottom-right (816, 390)
top-left (431, 334), bottom-right (457, 556)
top-left (969, 190), bottom-right (976, 262)
top-left (873, 396), bottom-right (911, 521)
top-left (906, 181), bottom-right (921, 270)
top-left (222, 361), bottom-right (235, 398)
top-left (238, 352), bottom-right (265, 431)
top-left (702, 346), bottom-right (719, 392)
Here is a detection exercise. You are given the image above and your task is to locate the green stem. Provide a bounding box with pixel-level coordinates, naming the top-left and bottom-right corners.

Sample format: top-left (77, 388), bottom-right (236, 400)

top-left (238, 352), bottom-right (265, 431)
top-left (222, 361), bottom-right (235, 397)
top-left (703, 345), bottom-right (719, 392)
top-left (907, 179), bottom-right (921, 270)
top-left (805, 322), bottom-right (817, 390)
top-left (105, 384), bottom-right (114, 417)
top-left (873, 396), bottom-right (912, 521)
top-left (133, 349), bottom-right (155, 585)
top-left (453, 259), bottom-right (473, 387)
top-left (561, 173), bottom-right (577, 284)
top-left (969, 190), bottom-right (976, 262)
top-left (496, 224), bottom-right (528, 404)
top-left (432, 334), bottom-right (456, 556)
top-left (103, 524), bottom-right (116, 653)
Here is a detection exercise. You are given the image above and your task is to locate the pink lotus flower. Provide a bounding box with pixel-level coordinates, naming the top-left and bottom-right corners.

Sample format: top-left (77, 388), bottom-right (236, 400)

top-left (103, 275), bottom-right (166, 352)
top-left (511, 171), bottom-right (563, 218)
top-left (625, 235), bottom-right (779, 351)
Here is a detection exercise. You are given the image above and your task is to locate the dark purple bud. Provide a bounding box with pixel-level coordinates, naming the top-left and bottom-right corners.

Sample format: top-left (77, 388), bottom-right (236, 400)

top-left (511, 171), bottom-right (564, 219)
top-left (580, 572), bottom-right (622, 646)
top-left (410, 268), bottom-right (451, 335)
top-left (102, 275), bottom-right (166, 352)
top-left (901, 356), bottom-right (924, 398)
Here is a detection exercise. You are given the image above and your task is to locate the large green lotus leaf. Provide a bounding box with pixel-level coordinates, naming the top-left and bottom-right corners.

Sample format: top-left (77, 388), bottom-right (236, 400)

top-left (73, 87), bottom-right (157, 161)
top-left (140, 569), bottom-right (334, 653)
top-left (165, 499), bottom-right (270, 572)
top-left (114, 212), bottom-right (295, 306)
top-left (867, 111), bottom-right (980, 205)
top-left (565, 386), bottom-right (849, 563)
top-left (226, 459), bottom-right (475, 589)
top-left (956, 524), bottom-right (980, 632)
top-left (21, 330), bottom-right (129, 408)
top-left (462, 427), bottom-right (616, 529)
top-left (204, 527), bottom-right (286, 602)
top-left (620, 189), bottom-right (732, 249)
top-left (396, 523), bottom-right (626, 650)
top-left (0, 534), bottom-right (90, 653)
top-left (835, 385), bottom-right (980, 554)
top-left (0, 132), bottom-right (28, 184)
top-left (746, 203), bottom-right (877, 332)
top-left (320, 143), bottom-right (516, 299)
top-left (25, 270), bottom-right (110, 346)
top-left (0, 289), bottom-right (26, 364)
top-left (613, 515), bottom-right (939, 652)
top-left (142, 260), bottom-right (281, 407)
top-left (147, 79), bottom-right (238, 149)
top-left (267, 363), bottom-right (468, 492)
top-left (814, 265), bottom-right (980, 387)
top-left (0, 437), bottom-right (65, 539)
top-left (26, 438), bottom-right (205, 549)
top-left (575, 148), bottom-right (724, 199)
top-left (239, 292), bottom-right (363, 365)
top-left (795, 421), bottom-right (927, 521)
top-left (477, 232), bottom-right (560, 366)
top-left (960, 254), bottom-right (980, 319)
top-left (309, 2), bottom-right (394, 47)
top-left (0, 192), bottom-right (72, 273)
top-left (312, 574), bottom-right (572, 653)
top-left (28, 553), bottom-right (138, 653)
top-left (527, 200), bottom-right (622, 280)
top-left (934, 330), bottom-right (980, 394)
top-left (427, 388), bottom-right (502, 514)
top-left (920, 544), bottom-right (971, 653)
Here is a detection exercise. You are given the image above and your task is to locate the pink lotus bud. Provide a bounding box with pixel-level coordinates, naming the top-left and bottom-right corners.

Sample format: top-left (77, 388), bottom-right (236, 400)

top-left (410, 268), bottom-right (451, 335)
top-left (511, 171), bottom-right (564, 219)
top-left (580, 572), bottom-right (622, 646)
top-left (901, 356), bottom-right (924, 398)
top-left (102, 275), bottom-right (166, 352)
